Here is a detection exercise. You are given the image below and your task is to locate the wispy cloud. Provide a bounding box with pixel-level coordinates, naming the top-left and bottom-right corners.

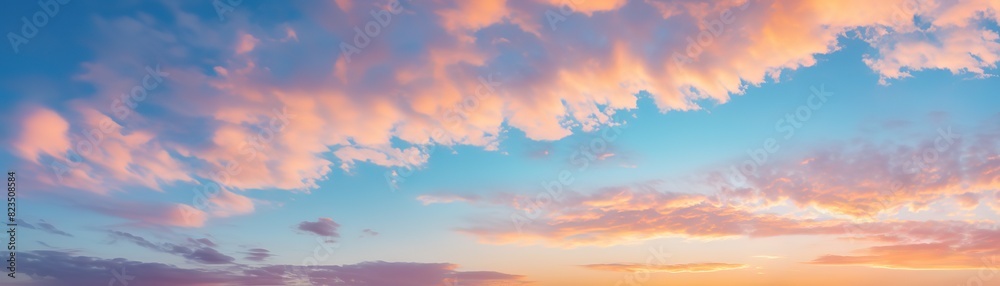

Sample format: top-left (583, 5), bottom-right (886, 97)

top-left (582, 262), bottom-right (748, 273)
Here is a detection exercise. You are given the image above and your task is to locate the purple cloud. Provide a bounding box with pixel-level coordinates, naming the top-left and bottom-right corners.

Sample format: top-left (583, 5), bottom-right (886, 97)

top-left (17, 251), bottom-right (277, 286)
top-left (20, 219), bottom-right (73, 237)
top-left (183, 247), bottom-right (236, 265)
top-left (16, 251), bottom-right (527, 286)
top-left (244, 248), bottom-right (271, 262)
top-left (188, 238), bottom-right (217, 247)
top-left (361, 229), bottom-right (380, 237)
top-left (297, 217), bottom-right (340, 240)
top-left (108, 231), bottom-right (234, 265)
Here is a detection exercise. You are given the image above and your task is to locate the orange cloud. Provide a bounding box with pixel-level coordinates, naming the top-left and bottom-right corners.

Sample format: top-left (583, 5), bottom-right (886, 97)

top-left (14, 0), bottom-right (998, 208)
top-left (814, 220), bottom-right (1000, 270)
top-left (457, 185), bottom-right (843, 247)
top-left (810, 243), bottom-right (998, 270)
top-left (188, 0), bottom-right (997, 192)
top-left (582, 262), bottom-right (748, 273)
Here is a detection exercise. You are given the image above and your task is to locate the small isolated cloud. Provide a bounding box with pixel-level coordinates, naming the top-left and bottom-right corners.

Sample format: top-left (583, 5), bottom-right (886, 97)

top-left (184, 248), bottom-right (236, 265)
top-left (361, 229), bottom-right (380, 238)
top-left (597, 152), bottom-right (616, 160)
top-left (582, 262), bottom-right (748, 273)
top-left (416, 193), bottom-right (481, 205)
top-left (244, 248), bottom-right (271, 262)
top-left (298, 218), bottom-right (341, 240)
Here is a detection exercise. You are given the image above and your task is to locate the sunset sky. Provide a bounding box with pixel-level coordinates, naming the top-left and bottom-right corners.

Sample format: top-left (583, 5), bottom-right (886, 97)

top-left (2, 0), bottom-right (999, 285)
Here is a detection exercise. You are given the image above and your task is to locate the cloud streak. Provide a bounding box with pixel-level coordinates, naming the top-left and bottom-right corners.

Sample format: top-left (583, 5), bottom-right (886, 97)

top-left (582, 262), bottom-right (748, 273)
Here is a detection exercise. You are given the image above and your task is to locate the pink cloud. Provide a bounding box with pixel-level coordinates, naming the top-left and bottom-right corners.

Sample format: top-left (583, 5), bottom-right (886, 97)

top-left (11, 107), bottom-right (71, 164)
top-left (456, 185), bottom-right (842, 247)
top-left (235, 32), bottom-right (258, 54)
top-left (86, 201), bottom-right (208, 228)
top-left (712, 126), bottom-right (1000, 218)
top-left (955, 192), bottom-right (982, 209)
top-left (208, 190), bottom-right (256, 217)
top-left (11, 0), bottom-right (998, 202)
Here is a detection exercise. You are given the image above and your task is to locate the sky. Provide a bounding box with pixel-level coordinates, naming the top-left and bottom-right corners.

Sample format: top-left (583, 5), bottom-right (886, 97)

top-left (1, 0), bottom-right (999, 285)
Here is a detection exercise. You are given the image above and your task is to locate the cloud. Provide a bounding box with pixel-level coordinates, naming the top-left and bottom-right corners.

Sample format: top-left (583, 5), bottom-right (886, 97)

top-left (287, 261), bottom-right (528, 286)
top-left (993, 191), bottom-right (1000, 212)
top-left (20, 219), bottom-right (73, 237)
top-left (16, 105), bottom-right (195, 194)
top-left (416, 193), bottom-right (482, 205)
top-left (297, 218), bottom-right (341, 240)
top-left (108, 230), bottom-right (161, 250)
top-left (36, 241), bottom-right (58, 249)
top-left (955, 192), bottom-right (981, 209)
top-left (861, 1), bottom-right (1000, 84)
top-left (8, 0), bottom-right (996, 201)
top-left (85, 201), bottom-right (207, 228)
top-left (10, 107), bottom-right (70, 164)
top-left (17, 250), bottom-right (259, 286)
top-left (582, 262), bottom-right (748, 273)
top-left (244, 248), bottom-right (271, 262)
top-left (810, 243), bottom-right (997, 269)
top-left (361, 229), bottom-right (380, 237)
top-left (183, 247), bottom-right (236, 265)
top-left (207, 190), bottom-right (256, 217)
top-left (108, 231), bottom-right (235, 265)
top-left (456, 185), bottom-right (843, 247)
top-left (189, 238), bottom-right (217, 247)
top-left (811, 221), bottom-right (1000, 270)
top-left (235, 32), bottom-right (258, 54)
top-left (15, 251), bottom-right (527, 286)
top-left (421, 118), bottom-right (1000, 247)
top-left (720, 125), bottom-right (1000, 218)
top-left (450, 168), bottom-right (999, 250)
